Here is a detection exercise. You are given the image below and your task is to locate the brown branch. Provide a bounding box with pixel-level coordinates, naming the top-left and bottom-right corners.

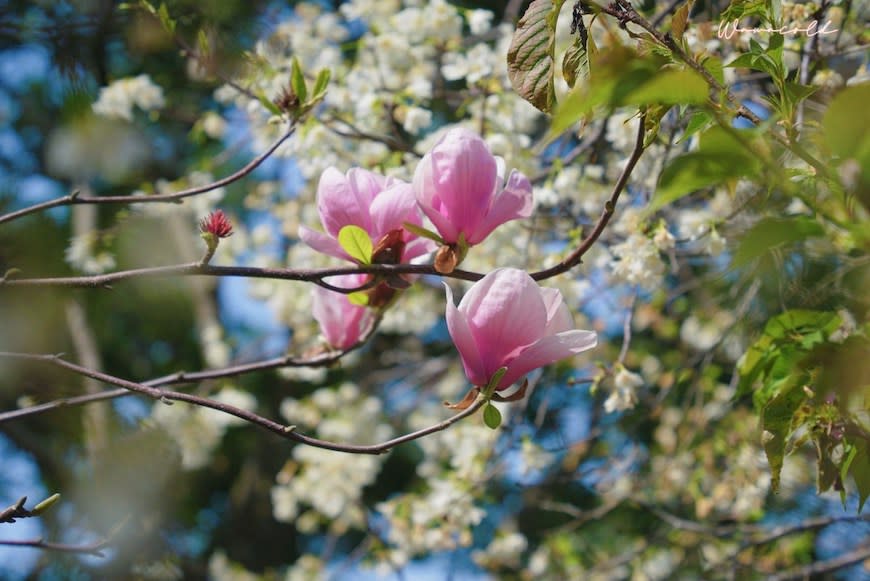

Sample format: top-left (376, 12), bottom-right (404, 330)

top-left (767, 540), bottom-right (870, 581)
top-left (0, 515), bottom-right (125, 557)
top-left (0, 261), bottom-right (485, 290)
top-left (0, 124), bottom-right (297, 226)
top-left (0, 352), bottom-right (486, 455)
top-left (530, 112), bottom-right (647, 281)
top-left (0, 497), bottom-right (34, 524)
top-left (0, 536), bottom-right (111, 557)
top-left (0, 317), bottom-right (380, 424)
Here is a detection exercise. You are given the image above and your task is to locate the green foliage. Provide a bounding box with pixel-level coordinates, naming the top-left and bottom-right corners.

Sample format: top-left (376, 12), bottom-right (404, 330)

top-left (731, 216), bottom-right (824, 268)
top-left (738, 310), bottom-right (869, 509)
top-left (824, 84), bottom-right (870, 192)
top-left (507, 0), bottom-right (566, 113)
top-left (651, 126), bottom-right (760, 211)
top-left (550, 47), bottom-right (708, 139)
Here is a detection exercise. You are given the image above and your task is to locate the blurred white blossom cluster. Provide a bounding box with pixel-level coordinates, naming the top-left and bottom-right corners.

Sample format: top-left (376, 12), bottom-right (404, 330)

top-left (271, 383), bottom-right (393, 534)
top-left (92, 74), bottom-right (165, 121)
top-left (152, 387), bottom-right (257, 470)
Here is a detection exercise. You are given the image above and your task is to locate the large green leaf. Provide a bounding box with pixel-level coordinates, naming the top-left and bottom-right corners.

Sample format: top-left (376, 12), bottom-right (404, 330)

top-left (507, 0), bottom-right (566, 113)
top-left (824, 84), bottom-right (870, 172)
top-left (650, 126), bottom-right (760, 211)
top-left (622, 69), bottom-right (708, 106)
top-left (761, 375), bottom-right (805, 492)
top-left (732, 216), bottom-right (824, 267)
top-left (852, 438), bottom-right (870, 512)
top-left (652, 151), bottom-right (750, 210)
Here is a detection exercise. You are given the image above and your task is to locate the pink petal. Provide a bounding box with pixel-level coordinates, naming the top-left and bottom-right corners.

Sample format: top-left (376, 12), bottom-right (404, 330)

top-left (540, 287), bottom-right (574, 335)
top-left (369, 182), bottom-right (418, 239)
top-left (460, 268), bottom-right (547, 373)
top-left (298, 225), bottom-right (350, 261)
top-left (430, 129), bottom-right (496, 231)
top-left (317, 167), bottom-right (378, 236)
top-left (414, 155), bottom-right (460, 243)
top-left (469, 169), bottom-right (534, 244)
top-left (445, 283), bottom-right (488, 386)
top-left (403, 237), bottom-right (437, 262)
top-left (498, 330), bottom-right (598, 389)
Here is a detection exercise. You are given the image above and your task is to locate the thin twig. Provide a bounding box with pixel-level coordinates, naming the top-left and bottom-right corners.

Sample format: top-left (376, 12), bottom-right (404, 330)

top-left (0, 352), bottom-right (486, 455)
top-left (0, 262), bottom-right (485, 290)
top-left (0, 537), bottom-right (111, 557)
top-left (0, 124), bottom-right (297, 226)
top-left (0, 317), bottom-right (381, 424)
top-left (767, 541), bottom-right (870, 581)
top-left (530, 112), bottom-right (647, 281)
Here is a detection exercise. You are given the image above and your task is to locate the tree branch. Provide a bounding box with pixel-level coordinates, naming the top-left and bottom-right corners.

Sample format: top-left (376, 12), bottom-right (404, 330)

top-left (0, 352), bottom-right (486, 455)
top-left (0, 261), bottom-right (485, 290)
top-left (0, 124), bottom-right (297, 226)
top-left (530, 112), bottom-right (646, 281)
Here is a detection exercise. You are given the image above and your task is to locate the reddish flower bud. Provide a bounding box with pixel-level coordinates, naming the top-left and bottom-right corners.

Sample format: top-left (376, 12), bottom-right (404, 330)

top-left (200, 210), bottom-right (234, 239)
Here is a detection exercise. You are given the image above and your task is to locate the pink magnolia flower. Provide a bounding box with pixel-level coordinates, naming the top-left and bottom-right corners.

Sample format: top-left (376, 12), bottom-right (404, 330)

top-left (311, 274), bottom-right (374, 350)
top-left (413, 128), bottom-right (534, 246)
top-left (299, 167), bottom-right (432, 263)
top-left (445, 268), bottom-right (597, 390)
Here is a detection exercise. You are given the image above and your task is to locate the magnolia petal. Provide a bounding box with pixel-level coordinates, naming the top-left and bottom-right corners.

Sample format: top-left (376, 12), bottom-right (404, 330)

top-left (498, 330), bottom-right (598, 389)
top-left (445, 283), bottom-right (489, 386)
top-left (540, 287), bottom-right (574, 335)
top-left (414, 160), bottom-right (460, 243)
top-left (429, 132), bottom-right (495, 225)
top-left (315, 168), bottom-right (373, 236)
top-left (298, 225), bottom-right (349, 261)
top-left (460, 269), bottom-right (548, 371)
top-left (470, 169), bottom-right (534, 244)
top-left (369, 182), bottom-right (418, 240)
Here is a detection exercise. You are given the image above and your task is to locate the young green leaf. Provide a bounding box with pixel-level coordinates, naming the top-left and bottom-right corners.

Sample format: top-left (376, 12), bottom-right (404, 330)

top-left (347, 291), bottom-right (369, 306)
top-left (402, 221), bottom-right (444, 244)
top-left (290, 57), bottom-right (308, 104)
top-left (338, 225), bottom-right (373, 265)
top-left (483, 403), bottom-right (502, 429)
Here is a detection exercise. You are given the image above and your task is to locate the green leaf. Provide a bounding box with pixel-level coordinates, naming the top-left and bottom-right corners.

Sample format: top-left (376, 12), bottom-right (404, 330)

top-left (652, 151), bottom-right (751, 210)
top-left (622, 69), bottom-right (708, 106)
top-left (852, 438), bottom-right (870, 512)
top-left (824, 84), bottom-right (870, 171)
top-left (402, 221), bottom-right (444, 244)
top-left (255, 91), bottom-right (282, 116)
top-left (732, 216), bottom-right (825, 267)
top-left (483, 403), bottom-right (503, 429)
top-left (485, 367), bottom-right (508, 395)
top-left (338, 225), bottom-right (373, 265)
top-left (157, 2), bottom-right (176, 34)
top-left (650, 126), bottom-right (760, 211)
top-left (311, 68), bottom-right (331, 100)
top-left (507, 0), bottom-right (566, 113)
top-left (678, 110), bottom-right (713, 144)
top-left (347, 291), bottom-right (369, 306)
top-left (761, 375), bottom-right (805, 492)
top-left (290, 57), bottom-right (307, 103)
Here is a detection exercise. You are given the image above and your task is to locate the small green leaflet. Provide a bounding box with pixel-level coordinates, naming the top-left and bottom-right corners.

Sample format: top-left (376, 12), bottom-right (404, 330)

top-left (483, 403), bottom-right (502, 429)
top-left (338, 225), bottom-right (373, 265)
top-left (347, 292), bottom-right (369, 306)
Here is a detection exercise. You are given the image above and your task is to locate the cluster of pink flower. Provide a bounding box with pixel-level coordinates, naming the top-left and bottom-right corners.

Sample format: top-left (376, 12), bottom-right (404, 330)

top-left (302, 128), bottom-right (597, 392)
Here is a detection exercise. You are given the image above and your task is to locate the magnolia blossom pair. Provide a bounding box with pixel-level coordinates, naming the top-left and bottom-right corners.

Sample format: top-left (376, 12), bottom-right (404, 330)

top-left (314, 267), bottom-right (597, 393)
top-left (302, 129), bottom-right (594, 390)
top-left (298, 127), bottom-right (534, 269)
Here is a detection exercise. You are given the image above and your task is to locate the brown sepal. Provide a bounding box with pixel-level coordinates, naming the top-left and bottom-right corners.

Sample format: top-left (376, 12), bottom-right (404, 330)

top-left (444, 387), bottom-right (480, 410)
